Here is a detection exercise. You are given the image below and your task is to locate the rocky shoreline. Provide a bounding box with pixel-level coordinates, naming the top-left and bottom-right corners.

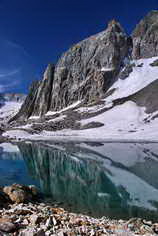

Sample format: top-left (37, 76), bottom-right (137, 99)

top-left (0, 184), bottom-right (157, 235)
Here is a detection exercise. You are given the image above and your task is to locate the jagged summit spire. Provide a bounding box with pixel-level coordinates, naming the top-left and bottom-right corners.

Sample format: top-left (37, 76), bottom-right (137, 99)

top-left (132, 10), bottom-right (158, 59)
top-left (108, 19), bottom-right (120, 27)
top-left (13, 16), bottom-right (130, 120)
top-left (147, 10), bottom-right (158, 16)
top-left (107, 19), bottom-right (125, 34)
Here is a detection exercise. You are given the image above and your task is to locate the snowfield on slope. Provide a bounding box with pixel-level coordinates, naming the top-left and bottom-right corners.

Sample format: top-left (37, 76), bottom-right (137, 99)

top-left (45, 101), bottom-right (81, 116)
top-left (3, 56), bottom-right (158, 142)
top-left (105, 56), bottom-right (158, 103)
top-left (0, 101), bottom-right (22, 123)
top-left (3, 100), bottom-right (158, 142)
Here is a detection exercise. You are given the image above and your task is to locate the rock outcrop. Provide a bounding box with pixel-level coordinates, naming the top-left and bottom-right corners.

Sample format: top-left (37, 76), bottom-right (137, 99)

top-left (13, 64), bottom-right (55, 120)
top-left (13, 20), bottom-right (131, 121)
top-left (10, 10), bottom-right (158, 129)
top-left (132, 10), bottom-right (158, 59)
top-left (3, 184), bottom-right (38, 204)
top-left (1, 190), bottom-right (157, 235)
top-left (49, 20), bottom-right (131, 111)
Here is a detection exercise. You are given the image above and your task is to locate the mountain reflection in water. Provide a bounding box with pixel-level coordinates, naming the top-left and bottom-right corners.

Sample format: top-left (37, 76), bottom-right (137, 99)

top-left (1, 141), bottom-right (158, 220)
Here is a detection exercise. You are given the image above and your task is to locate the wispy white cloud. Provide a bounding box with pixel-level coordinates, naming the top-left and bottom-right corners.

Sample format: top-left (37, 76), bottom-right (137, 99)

top-left (6, 40), bottom-right (30, 58)
top-left (0, 68), bottom-right (20, 78)
top-left (0, 37), bottom-right (36, 93)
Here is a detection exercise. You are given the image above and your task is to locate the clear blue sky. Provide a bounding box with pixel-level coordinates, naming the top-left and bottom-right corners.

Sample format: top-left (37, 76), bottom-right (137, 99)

top-left (0, 0), bottom-right (157, 93)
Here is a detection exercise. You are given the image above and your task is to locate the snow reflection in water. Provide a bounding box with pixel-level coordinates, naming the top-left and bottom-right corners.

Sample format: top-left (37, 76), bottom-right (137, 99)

top-left (0, 141), bottom-right (158, 220)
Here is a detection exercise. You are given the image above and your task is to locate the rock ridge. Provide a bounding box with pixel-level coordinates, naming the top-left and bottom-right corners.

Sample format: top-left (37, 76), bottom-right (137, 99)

top-left (12, 10), bottom-right (158, 122)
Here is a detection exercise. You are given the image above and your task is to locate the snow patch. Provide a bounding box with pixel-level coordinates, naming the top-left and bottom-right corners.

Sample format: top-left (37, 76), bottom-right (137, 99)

top-left (28, 116), bottom-right (40, 120)
top-left (48, 115), bottom-right (66, 123)
top-left (3, 100), bottom-right (158, 142)
top-left (101, 67), bottom-right (114, 72)
top-left (77, 102), bottom-right (113, 114)
top-left (81, 101), bottom-right (145, 129)
top-left (0, 143), bottom-right (20, 153)
top-left (105, 57), bottom-right (158, 102)
top-left (0, 101), bottom-right (22, 122)
top-left (45, 101), bottom-right (81, 116)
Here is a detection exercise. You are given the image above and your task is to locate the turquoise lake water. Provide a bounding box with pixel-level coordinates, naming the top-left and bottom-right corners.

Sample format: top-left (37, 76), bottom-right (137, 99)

top-left (0, 141), bottom-right (158, 220)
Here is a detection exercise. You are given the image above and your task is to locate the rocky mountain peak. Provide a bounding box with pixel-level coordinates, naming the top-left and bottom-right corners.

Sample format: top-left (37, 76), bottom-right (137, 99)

top-left (43, 63), bottom-right (54, 81)
top-left (132, 10), bottom-right (158, 59)
top-left (13, 19), bottom-right (131, 121)
top-left (107, 19), bottom-right (125, 34)
top-left (11, 11), bottom-right (158, 123)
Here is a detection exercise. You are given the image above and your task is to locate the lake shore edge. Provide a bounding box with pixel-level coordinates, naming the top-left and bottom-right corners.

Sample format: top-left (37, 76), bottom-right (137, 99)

top-left (2, 134), bottom-right (158, 145)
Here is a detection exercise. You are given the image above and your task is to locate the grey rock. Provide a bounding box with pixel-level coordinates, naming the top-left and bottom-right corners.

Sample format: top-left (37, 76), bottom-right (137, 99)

top-left (11, 11), bottom-right (158, 129)
top-left (29, 64), bottom-right (55, 117)
top-left (118, 63), bottom-right (134, 80)
top-left (30, 214), bottom-right (40, 225)
top-left (80, 121), bottom-right (104, 130)
top-left (150, 59), bottom-right (158, 66)
top-left (11, 64), bottom-right (55, 122)
top-left (0, 222), bottom-right (17, 233)
top-left (10, 80), bottom-right (40, 122)
top-left (132, 10), bottom-right (158, 59)
top-left (49, 20), bottom-right (131, 111)
top-left (20, 229), bottom-right (45, 236)
top-left (45, 217), bottom-right (53, 228)
top-left (14, 20), bottom-right (131, 121)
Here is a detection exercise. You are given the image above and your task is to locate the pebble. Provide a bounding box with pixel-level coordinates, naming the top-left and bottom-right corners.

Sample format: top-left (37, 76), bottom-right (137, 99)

top-left (45, 217), bottom-right (52, 228)
top-left (0, 184), bottom-right (157, 235)
top-left (30, 214), bottom-right (40, 225)
top-left (0, 222), bottom-right (17, 233)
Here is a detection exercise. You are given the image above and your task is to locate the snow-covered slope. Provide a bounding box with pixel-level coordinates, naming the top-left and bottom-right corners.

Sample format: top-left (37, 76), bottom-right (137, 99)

top-left (3, 11), bottom-right (158, 142)
top-left (105, 57), bottom-right (158, 102)
top-left (0, 93), bottom-right (25, 126)
top-left (0, 101), bottom-right (23, 125)
top-left (3, 56), bottom-right (158, 142)
top-left (4, 104), bottom-right (158, 142)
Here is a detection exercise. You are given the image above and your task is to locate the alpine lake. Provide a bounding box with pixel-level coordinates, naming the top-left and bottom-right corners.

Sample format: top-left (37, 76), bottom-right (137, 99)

top-left (1, 141), bottom-right (158, 221)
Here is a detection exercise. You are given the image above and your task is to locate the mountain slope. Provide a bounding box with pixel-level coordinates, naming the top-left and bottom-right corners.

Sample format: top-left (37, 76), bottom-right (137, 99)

top-left (0, 94), bottom-right (25, 127)
top-left (4, 10), bottom-right (158, 141)
top-left (13, 20), bottom-right (131, 120)
top-left (132, 10), bottom-right (158, 59)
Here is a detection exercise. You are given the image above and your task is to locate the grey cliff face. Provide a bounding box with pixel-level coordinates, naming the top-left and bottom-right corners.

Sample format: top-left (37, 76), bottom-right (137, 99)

top-left (14, 20), bottom-right (131, 120)
top-left (132, 10), bottom-right (158, 59)
top-left (29, 64), bottom-right (55, 116)
top-left (13, 11), bottom-right (158, 121)
top-left (13, 65), bottom-right (55, 120)
top-left (12, 81), bottom-right (40, 121)
top-left (49, 20), bottom-right (131, 111)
